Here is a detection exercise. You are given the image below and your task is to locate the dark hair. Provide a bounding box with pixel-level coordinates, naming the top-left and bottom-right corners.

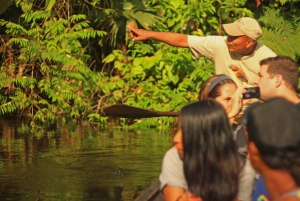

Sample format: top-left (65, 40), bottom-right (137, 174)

top-left (245, 98), bottom-right (300, 185)
top-left (259, 55), bottom-right (299, 91)
top-left (198, 74), bottom-right (236, 101)
top-left (181, 100), bottom-right (241, 201)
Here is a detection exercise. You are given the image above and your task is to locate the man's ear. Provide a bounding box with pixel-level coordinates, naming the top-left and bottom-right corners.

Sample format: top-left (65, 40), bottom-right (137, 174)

top-left (246, 38), bottom-right (255, 48)
top-left (247, 141), bottom-right (262, 171)
top-left (274, 74), bottom-right (283, 88)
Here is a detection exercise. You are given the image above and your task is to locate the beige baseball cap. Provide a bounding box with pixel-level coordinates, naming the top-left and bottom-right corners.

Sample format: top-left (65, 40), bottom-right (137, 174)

top-left (222, 17), bottom-right (262, 41)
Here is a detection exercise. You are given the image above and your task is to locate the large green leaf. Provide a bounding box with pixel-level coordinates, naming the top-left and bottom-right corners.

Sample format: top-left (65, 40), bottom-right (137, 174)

top-left (45, 0), bottom-right (56, 11)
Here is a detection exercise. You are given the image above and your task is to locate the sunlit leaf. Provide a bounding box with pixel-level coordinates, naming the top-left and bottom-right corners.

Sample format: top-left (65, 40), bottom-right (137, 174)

top-left (45, 0), bottom-right (56, 11)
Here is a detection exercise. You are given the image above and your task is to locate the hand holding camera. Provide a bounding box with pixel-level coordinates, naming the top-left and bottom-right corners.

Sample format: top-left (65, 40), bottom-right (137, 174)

top-left (228, 86), bottom-right (260, 120)
top-left (242, 87), bottom-right (260, 99)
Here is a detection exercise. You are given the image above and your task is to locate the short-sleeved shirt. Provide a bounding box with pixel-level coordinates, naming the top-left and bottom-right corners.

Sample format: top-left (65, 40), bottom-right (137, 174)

top-left (252, 176), bottom-right (270, 201)
top-left (159, 147), bottom-right (256, 201)
top-left (233, 123), bottom-right (248, 155)
top-left (159, 147), bottom-right (187, 190)
top-left (188, 36), bottom-right (276, 86)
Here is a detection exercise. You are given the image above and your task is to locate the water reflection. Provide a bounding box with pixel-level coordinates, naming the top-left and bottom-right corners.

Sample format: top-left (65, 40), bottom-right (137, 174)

top-left (0, 118), bottom-right (173, 200)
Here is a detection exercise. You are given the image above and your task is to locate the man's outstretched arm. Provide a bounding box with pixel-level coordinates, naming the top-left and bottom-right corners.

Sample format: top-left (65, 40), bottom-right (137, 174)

top-left (127, 26), bottom-right (189, 48)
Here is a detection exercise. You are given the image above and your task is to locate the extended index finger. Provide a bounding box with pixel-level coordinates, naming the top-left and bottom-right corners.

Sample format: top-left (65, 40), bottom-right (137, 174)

top-left (127, 26), bottom-right (135, 31)
top-left (127, 26), bottom-right (138, 38)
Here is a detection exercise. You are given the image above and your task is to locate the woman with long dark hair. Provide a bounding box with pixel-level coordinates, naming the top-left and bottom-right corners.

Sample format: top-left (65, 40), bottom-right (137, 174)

top-left (159, 75), bottom-right (256, 201)
top-left (176, 100), bottom-right (242, 201)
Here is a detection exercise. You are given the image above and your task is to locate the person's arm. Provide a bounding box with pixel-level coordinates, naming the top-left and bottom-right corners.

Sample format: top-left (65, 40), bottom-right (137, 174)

top-left (176, 192), bottom-right (203, 201)
top-left (163, 185), bottom-right (186, 201)
top-left (127, 26), bottom-right (189, 47)
top-left (228, 86), bottom-right (244, 124)
top-left (159, 148), bottom-right (188, 201)
top-left (228, 86), bottom-right (251, 124)
top-left (236, 158), bottom-right (256, 201)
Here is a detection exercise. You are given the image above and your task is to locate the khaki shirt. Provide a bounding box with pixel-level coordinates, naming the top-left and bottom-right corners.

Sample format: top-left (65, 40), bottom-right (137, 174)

top-left (188, 35), bottom-right (276, 86)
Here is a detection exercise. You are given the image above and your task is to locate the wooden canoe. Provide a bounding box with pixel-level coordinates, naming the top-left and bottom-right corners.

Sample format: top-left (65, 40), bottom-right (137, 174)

top-left (135, 180), bottom-right (164, 201)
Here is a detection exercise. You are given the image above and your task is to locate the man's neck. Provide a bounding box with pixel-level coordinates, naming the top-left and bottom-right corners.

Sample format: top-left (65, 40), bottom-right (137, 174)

top-left (262, 169), bottom-right (298, 201)
top-left (278, 90), bottom-right (300, 105)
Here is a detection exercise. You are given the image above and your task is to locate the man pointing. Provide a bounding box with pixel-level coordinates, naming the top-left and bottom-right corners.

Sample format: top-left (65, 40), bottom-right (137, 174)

top-left (128, 17), bottom-right (276, 86)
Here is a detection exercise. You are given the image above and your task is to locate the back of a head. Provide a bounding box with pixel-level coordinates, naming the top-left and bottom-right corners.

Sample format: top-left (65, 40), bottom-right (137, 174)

top-left (245, 98), bottom-right (300, 184)
top-left (181, 100), bottom-right (240, 201)
top-left (181, 100), bottom-right (232, 148)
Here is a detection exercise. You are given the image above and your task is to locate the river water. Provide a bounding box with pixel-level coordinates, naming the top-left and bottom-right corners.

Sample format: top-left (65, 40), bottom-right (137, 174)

top-left (0, 118), bottom-right (173, 201)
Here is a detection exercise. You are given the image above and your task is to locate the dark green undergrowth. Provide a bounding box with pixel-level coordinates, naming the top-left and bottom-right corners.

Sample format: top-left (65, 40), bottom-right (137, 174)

top-left (0, 0), bottom-right (299, 129)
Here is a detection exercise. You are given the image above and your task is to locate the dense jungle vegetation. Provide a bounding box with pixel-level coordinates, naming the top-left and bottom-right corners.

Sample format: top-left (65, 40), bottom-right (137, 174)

top-left (0, 0), bottom-right (299, 128)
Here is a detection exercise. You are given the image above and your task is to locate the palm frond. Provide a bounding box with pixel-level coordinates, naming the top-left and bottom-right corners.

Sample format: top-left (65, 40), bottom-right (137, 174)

top-left (259, 8), bottom-right (300, 59)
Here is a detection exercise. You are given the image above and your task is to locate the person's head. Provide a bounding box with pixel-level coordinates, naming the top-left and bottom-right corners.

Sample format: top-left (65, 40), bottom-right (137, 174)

top-left (254, 55), bottom-right (299, 101)
top-left (173, 100), bottom-right (241, 201)
top-left (244, 98), bottom-right (300, 185)
top-left (198, 74), bottom-right (237, 113)
top-left (222, 17), bottom-right (262, 54)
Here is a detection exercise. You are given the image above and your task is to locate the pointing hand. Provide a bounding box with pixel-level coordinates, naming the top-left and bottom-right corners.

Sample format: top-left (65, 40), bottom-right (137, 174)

top-left (127, 26), bottom-right (151, 41)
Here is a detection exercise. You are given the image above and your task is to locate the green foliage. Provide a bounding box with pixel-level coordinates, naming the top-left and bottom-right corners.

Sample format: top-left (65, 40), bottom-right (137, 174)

top-left (258, 8), bottom-right (300, 60)
top-left (101, 39), bottom-right (214, 128)
top-left (0, 9), bottom-right (107, 125)
top-left (15, 0), bottom-right (34, 13)
top-left (45, 0), bottom-right (56, 12)
top-left (1, 0), bottom-right (300, 129)
top-left (92, 0), bottom-right (166, 48)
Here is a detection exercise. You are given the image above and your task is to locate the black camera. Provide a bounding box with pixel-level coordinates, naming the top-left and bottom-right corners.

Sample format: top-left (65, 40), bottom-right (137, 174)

top-left (242, 87), bottom-right (260, 99)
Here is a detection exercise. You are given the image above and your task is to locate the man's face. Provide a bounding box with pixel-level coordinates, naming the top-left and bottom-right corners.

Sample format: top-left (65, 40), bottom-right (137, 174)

top-left (226, 35), bottom-right (252, 54)
top-left (254, 65), bottom-right (275, 100)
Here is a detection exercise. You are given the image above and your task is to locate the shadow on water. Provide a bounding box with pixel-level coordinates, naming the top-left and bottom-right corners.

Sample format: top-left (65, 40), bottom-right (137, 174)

top-left (0, 118), bottom-right (173, 201)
